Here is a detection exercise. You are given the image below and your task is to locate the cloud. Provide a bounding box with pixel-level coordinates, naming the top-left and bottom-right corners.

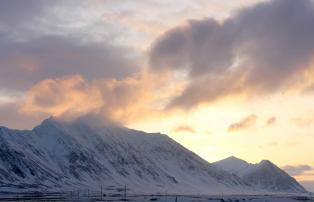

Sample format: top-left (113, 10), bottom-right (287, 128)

top-left (290, 118), bottom-right (313, 128)
top-left (0, 35), bottom-right (139, 91)
top-left (283, 165), bottom-right (313, 176)
top-left (172, 125), bottom-right (196, 133)
top-left (0, 1), bottom-right (147, 93)
top-left (168, 70), bottom-right (246, 108)
top-left (19, 72), bottom-right (173, 127)
top-left (228, 114), bottom-right (257, 132)
top-left (150, 0), bottom-right (314, 108)
top-left (21, 75), bottom-right (104, 119)
top-left (266, 117), bottom-right (277, 126)
top-left (0, 102), bottom-right (46, 129)
top-left (0, 0), bottom-right (51, 27)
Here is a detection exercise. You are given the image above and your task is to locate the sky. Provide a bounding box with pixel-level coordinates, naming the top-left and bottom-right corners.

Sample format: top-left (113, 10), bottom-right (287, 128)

top-left (1, 0), bottom-right (314, 191)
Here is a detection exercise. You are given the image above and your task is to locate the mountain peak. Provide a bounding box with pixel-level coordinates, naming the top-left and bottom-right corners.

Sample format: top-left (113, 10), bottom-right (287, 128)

top-left (213, 156), bottom-right (250, 175)
top-left (226, 156), bottom-right (246, 162)
top-left (259, 160), bottom-right (274, 166)
top-left (34, 116), bottom-right (62, 131)
top-left (216, 156), bottom-right (249, 165)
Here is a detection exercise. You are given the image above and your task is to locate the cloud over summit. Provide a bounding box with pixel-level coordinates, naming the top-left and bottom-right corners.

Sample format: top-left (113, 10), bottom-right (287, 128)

top-left (20, 72), bottom-right (164, 125)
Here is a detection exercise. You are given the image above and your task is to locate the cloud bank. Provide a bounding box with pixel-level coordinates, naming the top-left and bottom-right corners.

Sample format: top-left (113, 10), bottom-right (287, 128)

top-left (150, 0), bottom-right (314, 108)
top-left (3, 0), bottom-right (314, 130)
top-left (283, 165), bottom-right (313, 176)
top-left (0, 35), bottom-right (139, 91)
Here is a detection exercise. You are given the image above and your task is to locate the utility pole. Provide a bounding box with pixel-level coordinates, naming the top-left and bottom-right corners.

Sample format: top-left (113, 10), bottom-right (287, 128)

top-left (124, 184), bottom-right (127, 201)
top-left (100, 184), bottom-right (103, 200)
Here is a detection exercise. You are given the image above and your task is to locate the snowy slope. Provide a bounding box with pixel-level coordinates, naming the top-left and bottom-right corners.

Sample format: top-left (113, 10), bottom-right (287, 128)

top-left (0, 118), bottom-right (247, 194)
top-left (214, 157), bottom-right (307, 193)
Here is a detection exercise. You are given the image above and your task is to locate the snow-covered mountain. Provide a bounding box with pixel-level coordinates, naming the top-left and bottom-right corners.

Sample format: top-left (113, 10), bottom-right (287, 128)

top-left (0, 118), bottom-right (247, 194)
top-left (0, 118), bottom-right (307, 194)
top-left (214, 157), bottom-right (307, 193)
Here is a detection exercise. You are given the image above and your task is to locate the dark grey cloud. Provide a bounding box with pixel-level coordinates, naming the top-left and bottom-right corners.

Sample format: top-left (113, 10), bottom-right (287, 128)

top-left (283, 165), bottom-right (313, 176)
top-left (0, 35), bottom-right (139, 91)
top-left (150, 18), bottom-right (234, 77)
top-left (168, 71), bottom-right (243, 108)
top-left (150, 0), bottom-right (314, 108)
top-left (0, 0), bottom-right (50, 27)
top-left (0, 0), bottom-right (141, 92)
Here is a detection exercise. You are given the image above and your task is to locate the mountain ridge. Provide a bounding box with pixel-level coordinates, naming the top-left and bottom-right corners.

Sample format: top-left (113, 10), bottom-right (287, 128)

top-left (0, 118), bottom-right (307, 194)
top-left (0, 118), bottom-right (247, 194)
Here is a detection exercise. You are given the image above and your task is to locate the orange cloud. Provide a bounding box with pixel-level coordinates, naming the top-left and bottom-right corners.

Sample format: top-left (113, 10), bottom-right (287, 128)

top-left (228, 114), bottom-right (257, 132)
top-left (290, 117), bottom-right (313, 128)
top-left (266, 117), bottom-right (277, 126)
top-left (94, 72), bottom-right (159, 123)
top-left (20, 71), bottom-right (179, 125)
top-left (21, 75), bottom-right (104, 119)
top-left (172, 125), bottom-right (196, 133)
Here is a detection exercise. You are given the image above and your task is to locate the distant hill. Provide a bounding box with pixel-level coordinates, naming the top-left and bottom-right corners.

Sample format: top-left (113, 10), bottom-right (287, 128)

top-left (214, 156), bottom-right (307, 193)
